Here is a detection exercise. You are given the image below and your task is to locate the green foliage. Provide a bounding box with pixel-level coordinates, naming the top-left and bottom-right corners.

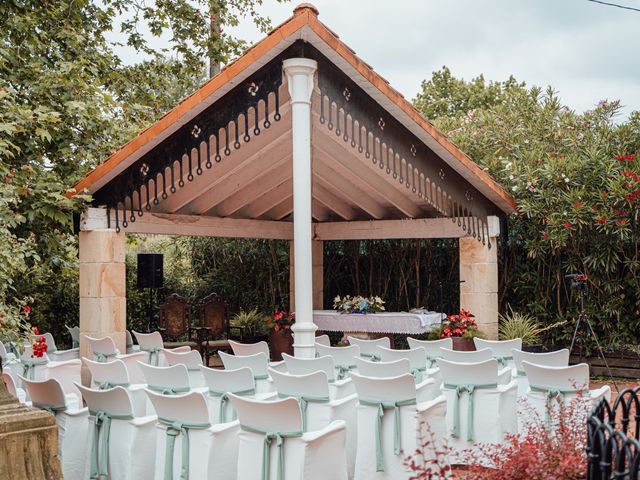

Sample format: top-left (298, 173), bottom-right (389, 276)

top-left (498, 306), bottom-right (543, 344)
top-left (230, 309), bottom-right (268, 336)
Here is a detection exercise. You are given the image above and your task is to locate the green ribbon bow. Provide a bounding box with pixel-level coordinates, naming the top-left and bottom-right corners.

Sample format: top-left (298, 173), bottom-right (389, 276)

top-left (158, 417), bottom-right (211, 480)
top-left (33, 402), bottom-right (67, 415)
top-left (494, 355), bottom-right (513, 368)
top-left (426, 355), bottom-right (442, 369)
top-left (148, 385), bottom-right (191, 395)
top-left (240, 424), bottom-right (303, 480)
top-left (410, 367), bottom-right (427, 384)
top-left (529, 384), bottom-right (581, 428)
top-left (94, 352), bottom-right (117, 363)
top-left (142, 347), bottom-right (161, 366)
top-left (444, 382), bottom-right (498, 441)
top-left (97, 381), bottom-right (130, 390)
top-left (361, 352), bottom-right (381, 362)
top-left (208, 387), bottom-right (256, 423)
top-left (335, 364), bottom-right (356, 381)
top-left (22, 358), bottom-right (47, 380)
top-left (359, 398), bottom-right (417, 472)
top-left (89, 409), bottom-right (134, 479)
top-left (278, 394), bottom-right (331, 432)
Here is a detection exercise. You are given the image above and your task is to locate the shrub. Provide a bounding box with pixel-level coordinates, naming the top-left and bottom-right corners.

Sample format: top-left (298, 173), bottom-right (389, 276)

top-left (498, 306), bottom-right (543, 344)
top-left (230, 309), bottom-right (267, 337)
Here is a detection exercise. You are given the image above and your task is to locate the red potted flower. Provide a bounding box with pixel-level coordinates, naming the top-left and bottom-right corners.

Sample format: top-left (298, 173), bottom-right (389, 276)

top-left (266, 309), bottom-right (294, 361)
top-left (440, 308), bottom-right (481, 351)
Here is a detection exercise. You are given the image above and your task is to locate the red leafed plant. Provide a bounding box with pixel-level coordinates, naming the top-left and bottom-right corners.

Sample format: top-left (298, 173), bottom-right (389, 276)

top-left (440, 308), bottom-right (478, 338)
top-left (265, 309), bottom-right (295, 335)
top-left (403, 422), bottom-right (452, 479)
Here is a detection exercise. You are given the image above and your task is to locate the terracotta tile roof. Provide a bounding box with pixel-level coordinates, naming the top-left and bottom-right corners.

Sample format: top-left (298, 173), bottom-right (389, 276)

top-left (70, 3), bottom-right (516, 214)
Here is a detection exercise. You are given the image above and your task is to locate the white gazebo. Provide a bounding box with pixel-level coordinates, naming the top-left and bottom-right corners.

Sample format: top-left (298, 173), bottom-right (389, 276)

top-left (71, 4), bottom-right (516, 366)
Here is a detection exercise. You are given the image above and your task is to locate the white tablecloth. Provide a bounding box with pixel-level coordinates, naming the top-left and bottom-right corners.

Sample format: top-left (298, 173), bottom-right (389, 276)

top-left (312, 310), bottom-right (445, 334)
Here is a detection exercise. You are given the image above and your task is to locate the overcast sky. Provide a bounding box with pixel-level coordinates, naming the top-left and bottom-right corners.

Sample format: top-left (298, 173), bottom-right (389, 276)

top-left (111, 0), bottom-right (640, 119)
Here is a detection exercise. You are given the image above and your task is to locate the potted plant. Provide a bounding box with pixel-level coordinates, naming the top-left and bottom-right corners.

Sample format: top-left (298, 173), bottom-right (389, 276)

top-left (498, 306), bottom-right (544, 352)
top-left (266, 309), bottom-right (294, 361)
top-left (229, 309), bottom-right (268, 344)
top-left (440, 308), bottom-right (482, 351)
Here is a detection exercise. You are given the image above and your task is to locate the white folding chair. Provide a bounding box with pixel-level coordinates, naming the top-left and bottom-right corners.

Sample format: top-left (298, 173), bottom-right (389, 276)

top-left (162, 348), bottom-right (205, 387)
top-left (132, 331), bottom-right (190, 366)
top-left (126, 330), bottom-right (140, 354)
top-left (229, 340), bottom-right (286, 371)
top-left (200, 365), bottom-right (276, 423)
top-left (219, 351), bottom-right (275, 393)
top-left (83, 358), bottom-right (147, 416)
top-left (315, 343), bottom-right (360, 380)
top-left (229, 394), bottom-right (348, 480)
top-left (18, 346), bottom-right (49, 383)
top-left (407, 337), bottom-right (452, 368)
top-left (282, 353), bottom-right (356, 399)
top-left (474, 338), bottom-right (522, 371)
top-left (85, 336), bottom-right (119, 363)
top-left (2, 370), bottom-right (27, 404)
top-left (117, 351), bottom-right (149, 384)
top-left (271, 369), bottom-right (358, 478)
top-left (522, 361), bottom-right (610, 430)
top-left (350, 373), bottom-right (448, 479)
top-left (437, 358), bottom-right (517, 459)
top-left (66, 325), bottom-right (80, 348)
top-left (315, 334), bottom-right (331, 346)
top-left (42, 332), bottom-right (79, 362)
top-left (21, 377), bottom-right (88, 480)
top-left (512, 349), bottom-right (569, 397)
top-left (45, 358), bottom-right (82, 404)
top-left (0, 341), bottom-right (17, 364)
top-left (439, 347), bottom-right (512, 384)
top-left (139, 362), bottom-right (192, 395)
top-left (376, 346), bottom-right (427, 379)
top-left (145, 389), bottom-right (240, 480)
top-left (76, 383), bottom-right (156, 480)
top-left (347, 336), bottom-right (390, 361)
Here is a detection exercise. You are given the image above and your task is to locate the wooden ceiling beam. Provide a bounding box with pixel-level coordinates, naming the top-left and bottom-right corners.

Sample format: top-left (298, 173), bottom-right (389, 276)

top-left (263, 195), bottom-right (293, 220)
top-left (243, 178), bottom-right (293, 218)
top-left (312, 180), bottom-right (358, 220)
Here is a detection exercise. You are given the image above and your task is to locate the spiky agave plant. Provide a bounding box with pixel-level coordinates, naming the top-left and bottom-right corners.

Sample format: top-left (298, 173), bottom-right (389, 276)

top-left (498, 305), bottom-right (544, 345)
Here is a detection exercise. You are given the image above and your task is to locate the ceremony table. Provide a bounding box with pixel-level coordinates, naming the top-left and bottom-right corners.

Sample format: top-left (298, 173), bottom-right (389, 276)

top-left (312, 310), bottom-right (445, 338)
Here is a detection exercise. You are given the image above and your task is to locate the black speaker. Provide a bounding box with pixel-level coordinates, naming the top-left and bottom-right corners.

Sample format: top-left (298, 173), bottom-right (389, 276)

top-left (137, 253), bottom-right (163, 289)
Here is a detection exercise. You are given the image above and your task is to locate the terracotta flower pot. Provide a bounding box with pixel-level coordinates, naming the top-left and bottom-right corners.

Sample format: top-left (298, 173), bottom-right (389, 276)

top-left (269, 330), bottom-right (294, 361)
top-left (451, 337), bottom-right (476, 351)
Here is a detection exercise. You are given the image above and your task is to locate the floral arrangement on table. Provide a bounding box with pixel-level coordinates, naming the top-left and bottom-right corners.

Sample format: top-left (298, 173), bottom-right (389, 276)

top-left (265, 309), bottom-right (295, 336)
top-left (440, 308), bottom-right (479, 338)
top-left (333, 295), bottom-right (385, 314)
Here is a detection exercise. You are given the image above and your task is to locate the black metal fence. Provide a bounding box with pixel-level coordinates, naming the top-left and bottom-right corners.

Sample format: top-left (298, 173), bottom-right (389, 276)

top-left (587, 387), bottom-right (640, 479)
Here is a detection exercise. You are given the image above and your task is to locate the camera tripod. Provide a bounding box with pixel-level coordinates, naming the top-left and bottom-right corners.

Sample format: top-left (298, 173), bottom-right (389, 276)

top-left (567, 276), bottom-right (618, 391)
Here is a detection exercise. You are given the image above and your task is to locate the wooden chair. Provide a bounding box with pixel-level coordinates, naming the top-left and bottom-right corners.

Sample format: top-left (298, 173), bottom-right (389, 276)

top-left (197, 293), bottom-right (236, 365)
top-left (158, 293), bottom-right (198, 352)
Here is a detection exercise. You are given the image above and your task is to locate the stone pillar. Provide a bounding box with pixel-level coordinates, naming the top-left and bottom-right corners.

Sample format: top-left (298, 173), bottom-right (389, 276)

top-left (289, 240), bottom-right (324, 310)
top-left (79, 229), bottom-right (126, 383)
top-left (459, 235), bottom-right (499, 339)
top-left (284, 57), bottom-right (318, 358)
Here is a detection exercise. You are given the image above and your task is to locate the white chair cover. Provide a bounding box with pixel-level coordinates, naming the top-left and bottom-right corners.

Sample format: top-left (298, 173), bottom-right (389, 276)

top-left (229, 394), bottom-right (348, 480)
top-left (76, 383), bottom-right (156, 480)
top-left (437, 358), bottom-right (517, 459)
top-left (21, 377), bottom-right (88, 480)
top-left (139, 362), bottom-right (192, 395)
top-left (315, 344), bottom-right (360, 381)
top-left (145, 389), bottom-right (240, 480)
top-left (45, 359), bottom-right (82, 404)
top-left (2, 370), bottom-right (27, 404)
top-left (66, 325), bottom-right (80, 348)
top-left (116, 351), bottom-right (149, 384)
top-left (162, 349), bottom-right (205, 387)
top-left (406, 337), bottom-right (452, 367)
top-left (0, 342), bottom-right (17, 364)
top-left (315, 334), bottom-right (331, 346)
top-left (270, 369), bottom-right (358, 478)
top-left (229, 340), bottom-right (286, 371)
top-left (354, 357), bottom-right (410, 378)
top-left (219, 351), bottom-right (274, 394)
top-left (474, 338), bottom-right (522, 370)
top-left (350, 373), bottom-right (448, 480)
top-left (512, 349), bottom-right (569, 397)
top-left (17, 346), bottom-right (50, 384)
top-left (132, 331), bottom-right (165, 365)
top-left (42, 332), bottom-right (79, 362)
top-left (83, 358), bottom-right (147, 416)
top-left (522, 361), bottom-right (610, 430)
top-left (439, 347), bottom-right (512, 384)
top-left (348, 336), bottom-right (390, 361)
top-left (282, 353), bottom-right (355, 399)
top-left (85, 336), bottom-right (119, 363)
top-left (126, 330), bottom-right (140, 354)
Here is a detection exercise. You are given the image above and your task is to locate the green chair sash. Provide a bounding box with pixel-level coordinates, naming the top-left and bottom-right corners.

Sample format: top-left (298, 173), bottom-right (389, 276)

top-left (443, 382), bottom-right (498, 441)
top-left (33, 402), bottom-right (67, 414)
top-left (94, 351), bottom-right (117, 363)
top-left (141, 346), bottom-right (161, 366)
top-left (335, 364), bottom-right (356, 381)
top-left (360, 398), bottom-right (417, 472)
top-left (148, 385), bottom-right (191, 395)
top-left (494, 355), bottom-right (513, 368)
top-left (410, 367), bottom-right (427, 384)
top-left (254, 374), bottom-right (270, 381)
top-left (516, 369), bottom-right (527, 377)
top-left (97, 380), bottom-right (130, 390)
top-left (7, 343), bottom-right (19, 357)
top-left (72, 340), bottom-right (80, 349)
top-left (89, 409), bottom-right (134, 479)
top-left (426, 355), bottom-right (442, 369)
top-left (22, 358), bottom-right (48, 380)
top-left (361, 352), bottom-right (381, 362)
top-left (529, 384), bottom-right (581, 428)
top-left (277, 394), bottom-right (331, 432)
top-left (208, 387), bottom-right (256, 423)
top-left (240, 424), bottom-right (303, 480)
top-left (158, 416), bottom-right (210, 480)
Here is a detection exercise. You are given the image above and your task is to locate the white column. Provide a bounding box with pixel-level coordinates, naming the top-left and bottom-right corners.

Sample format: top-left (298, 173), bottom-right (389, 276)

top-left (284, 58), bottom-right (318, 358)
